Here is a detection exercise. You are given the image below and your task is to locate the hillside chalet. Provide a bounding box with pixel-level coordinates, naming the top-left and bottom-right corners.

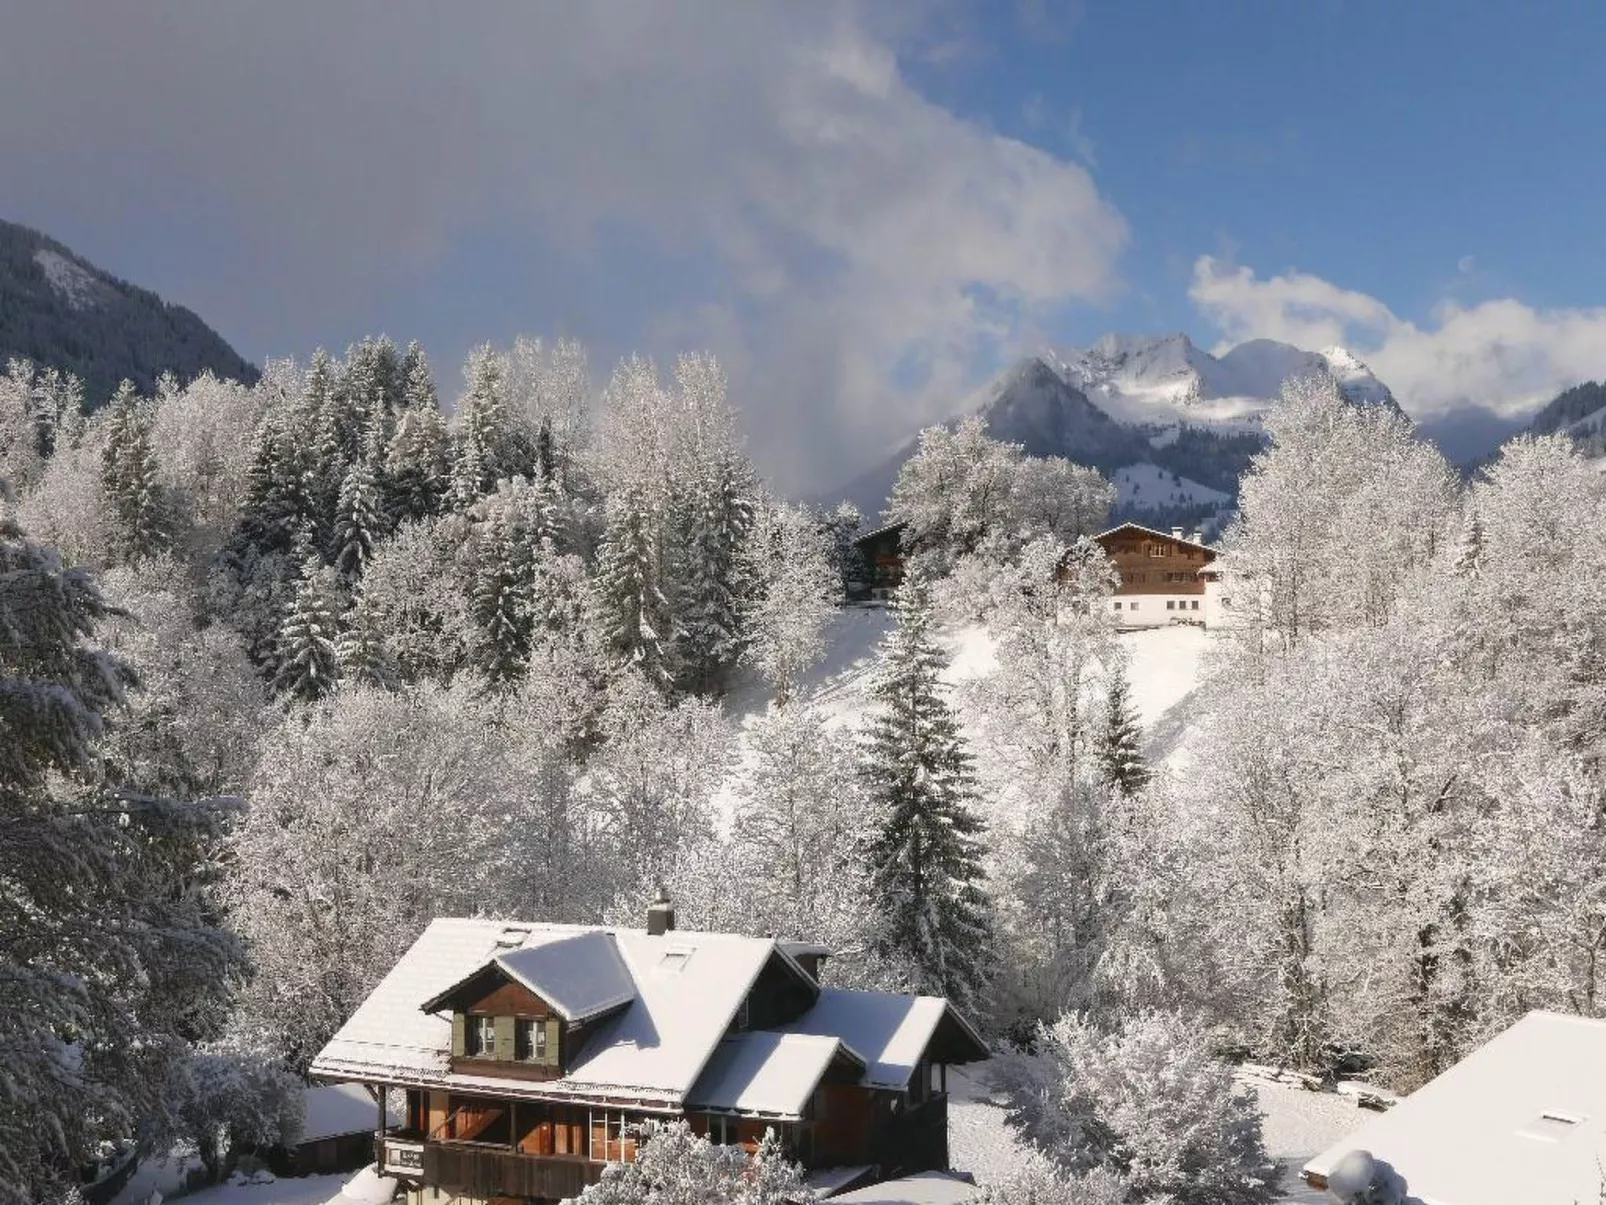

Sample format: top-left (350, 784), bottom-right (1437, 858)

top-left (1092, 522), bottom-right (1221, 628)
top-left (309, 895), bottom-right (988, 1205)
top-left (850, 522), bottom-right (907, 601)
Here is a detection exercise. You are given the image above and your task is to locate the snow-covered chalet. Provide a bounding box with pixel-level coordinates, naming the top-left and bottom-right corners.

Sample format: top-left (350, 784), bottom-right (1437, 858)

top-left (309, 893), bottom-right (988, 1205)
top-left (1091, 522), bottom-right (1222, 628)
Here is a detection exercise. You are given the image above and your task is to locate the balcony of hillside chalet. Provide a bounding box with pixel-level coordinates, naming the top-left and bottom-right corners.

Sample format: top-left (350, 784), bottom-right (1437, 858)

top-left (378, 1095), bottom-right (645, 1200)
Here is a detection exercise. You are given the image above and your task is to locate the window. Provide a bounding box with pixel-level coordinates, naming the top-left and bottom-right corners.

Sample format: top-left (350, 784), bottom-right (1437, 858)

top-left (515, 1018), bottom-right (548, 1062)
top-left (706, 1115), bottom-right (739, 1146)
top-left (1113, 601), bottom-right (1122, 610)
top-left (1165, 601), bottom-right (1174, 610)
top-left (1190, 600), bottom-right (1199, 610)
top-left (467, 1015), bottom-right (496, 1058)
top-left (1147, 543), bottom-right (1165, 557)
top-left (1129, 601), bottom-right (1139, 611)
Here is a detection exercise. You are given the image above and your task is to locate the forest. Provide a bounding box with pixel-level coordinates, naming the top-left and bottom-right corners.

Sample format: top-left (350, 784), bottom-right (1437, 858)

top-left (5, 338), bottom-right (1606, 1205)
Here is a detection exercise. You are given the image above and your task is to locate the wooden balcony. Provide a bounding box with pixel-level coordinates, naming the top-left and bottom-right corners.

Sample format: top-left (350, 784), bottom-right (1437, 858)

top-left (379, 1127), bottom-right (605, 1201)
top-left (422, 1142), bottom-right (603, 1200)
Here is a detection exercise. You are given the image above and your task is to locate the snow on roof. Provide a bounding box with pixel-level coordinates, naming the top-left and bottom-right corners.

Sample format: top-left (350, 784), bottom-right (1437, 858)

top-left (311, 918), bottom-right (796, 1109)
top-left (854, 521), bottom-right (907, 546)
top-left (1092, 521), bottom-right (1216, 554)
top-left (686, 1032), bottom-right (863, 1119)
top-left (300, 1082), bottom-right (401, 1143)
top-left (828, 1170), bottom-right (976, 1204)
top-left (419, 929), bottom-right (636, 1023)
top-left (787, 989), bottom-right (985, 1089)
top-left (1304, 1010), bottom-right (1606, 1205)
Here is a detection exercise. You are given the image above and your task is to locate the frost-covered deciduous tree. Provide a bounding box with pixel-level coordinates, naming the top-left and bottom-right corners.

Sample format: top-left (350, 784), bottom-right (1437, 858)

top-left (583, 670), bottom-right (733, 893)
top-left (974, 1155), bottom-right (1129, 1205)
top-left (167, 1042), bottom-right (304, 1184)
top-left (999, 1010), bottom-right (1276, 1205)
top-left (860, 576), bottom-right (993, 1014)
top-left (888, 417), bottom-right (1025, 576)
top-left (572, 1120), bottom-right (814, 1205)
top-left (1009, 457), bottom-right (1117, 546)
top-left (0, 515), bottom-right (241, 1205)
top-left (359, 514), bottom-right (473, 683)
top-left (743, 502), bottom-right (839, 706)
top-left (230, 682), bottom-right (555, 1068)
top-left (732, 703), bottom-right (873, 950)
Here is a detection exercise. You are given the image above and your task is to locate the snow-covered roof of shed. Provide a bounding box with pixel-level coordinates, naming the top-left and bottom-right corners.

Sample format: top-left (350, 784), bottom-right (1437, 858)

top-left (301, 1082), bottom-right (402, 1143)
top-left (686, 1032), bottom-right (862, 1119)
top-left (420, 929), bottom-right (635, 1023)
top-left (786, 989), bottom-right (986, 1089)
top-left (311, 918), bottom-right (802, 1108)
top-left (1304, 1010), bottom-right (1606, 1205)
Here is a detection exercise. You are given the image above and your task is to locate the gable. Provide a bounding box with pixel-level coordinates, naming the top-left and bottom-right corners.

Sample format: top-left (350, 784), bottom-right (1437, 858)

top-left (468, 973), bottom-right (557, 1018)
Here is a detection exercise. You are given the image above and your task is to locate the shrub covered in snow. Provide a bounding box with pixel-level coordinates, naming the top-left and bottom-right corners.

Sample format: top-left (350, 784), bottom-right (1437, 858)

top-left (975, 1154), bottom-right (1130, 1205)
top-left (571, 1120), bottom-right (814, 1205)
top-left (167, 1044), bottom-right (304, 1184)
top-left (998, 1010), bottom-right (1277, 1205)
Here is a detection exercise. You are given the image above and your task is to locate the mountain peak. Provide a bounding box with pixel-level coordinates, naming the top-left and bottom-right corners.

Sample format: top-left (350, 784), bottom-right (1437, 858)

top-left (0, 218), bottom-right (259, 405)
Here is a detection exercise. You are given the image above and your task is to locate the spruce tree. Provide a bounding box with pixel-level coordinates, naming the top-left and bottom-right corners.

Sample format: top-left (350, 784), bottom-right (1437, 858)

top-left (672, 460), bottom-right (755, 696)
top-left (100, 380), bottom-right (175, 562)
top-left (450, 345), bottom-right (514, 508)
top-left (273, 555), bottom-right (345, 703)
top-left (400, 341), bottom-right (437, 412)
top-left (384, 407), bottom-right (450, 524)
top-left (330, 458), bottom-right (387, 579)
top-left (1, 514), bottom-right (241, 1203)
top-left (467, 488), bottom-right (540, 685)
top-left (860, 576), bottom-right (993, 1013)
top-left (1097, 662), bottom-right (1150, 797)
top-left (335, 588), bottom-right (398, 690)
top-left (596, 484), bottom-right (674, 689)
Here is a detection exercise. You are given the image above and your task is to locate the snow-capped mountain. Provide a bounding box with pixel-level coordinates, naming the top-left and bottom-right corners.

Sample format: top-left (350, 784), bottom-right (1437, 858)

top-left (829, 333), bottom-right (1398, 530)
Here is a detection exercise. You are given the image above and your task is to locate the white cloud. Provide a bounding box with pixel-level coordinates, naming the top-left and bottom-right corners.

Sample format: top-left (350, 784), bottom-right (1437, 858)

top-left (0, 2), bottom-right (1127, 493)
top-left (1190, 256), bottom-right (1606, 419)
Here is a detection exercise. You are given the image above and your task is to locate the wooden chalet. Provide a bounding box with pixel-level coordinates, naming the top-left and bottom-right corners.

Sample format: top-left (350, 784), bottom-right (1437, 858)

top-left (1092, 522), bottom-right (1219, 626)
top-left (309, 894), bottom-right (988, 1205)
top-left (849, 522), bottom-right (907, 601)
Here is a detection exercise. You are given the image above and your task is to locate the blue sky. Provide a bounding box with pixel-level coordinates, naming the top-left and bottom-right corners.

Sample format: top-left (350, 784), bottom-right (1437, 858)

top-left (2, 1), bottom-right (1604, 491)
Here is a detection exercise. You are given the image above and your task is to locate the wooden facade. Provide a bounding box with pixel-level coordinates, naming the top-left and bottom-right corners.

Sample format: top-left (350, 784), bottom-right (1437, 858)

top-left (1092, 522), bottom-right (1216, 624)
top-left (850, 522), bottom-right (906, 600)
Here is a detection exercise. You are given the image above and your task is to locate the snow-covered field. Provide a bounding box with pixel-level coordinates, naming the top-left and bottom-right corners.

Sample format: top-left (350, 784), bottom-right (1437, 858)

top-left (1112, 462), bottom-right (1232, 511)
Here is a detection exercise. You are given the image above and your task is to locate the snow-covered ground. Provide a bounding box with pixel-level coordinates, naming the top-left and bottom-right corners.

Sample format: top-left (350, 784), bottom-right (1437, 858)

top-left (1112, 462), bottom-right (1232, 511)
top-left (716, 606), bottom-right (1216, 831)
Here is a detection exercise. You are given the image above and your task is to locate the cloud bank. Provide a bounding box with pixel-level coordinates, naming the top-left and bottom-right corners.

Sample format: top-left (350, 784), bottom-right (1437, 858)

top-left (1191, 256), bottom-right (1606, 420)
top-left (0, 2), bottom-right (1127, 493)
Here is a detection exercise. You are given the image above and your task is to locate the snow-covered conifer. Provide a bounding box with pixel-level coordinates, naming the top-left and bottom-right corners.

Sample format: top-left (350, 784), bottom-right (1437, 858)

top-left (329, 456), bottom-right (387, 578)
top-left (1096, 661), bottom-right (1149, 797)
top-left (272, 555), bottom-right (345, 702)
top-left (101, 380), bottom-right (177, 562)
top-left (0, 514), bottom-right (241, 1204)
top-left (860, 575), bottom-right (993, 1014)
top-left (743, 501), bottom-right (838, 705)
top-left (596, 484), bottom-right (674, 688)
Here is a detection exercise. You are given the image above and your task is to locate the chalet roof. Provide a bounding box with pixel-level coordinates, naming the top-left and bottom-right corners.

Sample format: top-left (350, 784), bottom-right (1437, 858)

top-left (311, 918), bottom-right (814, 1110)
top-left (1304, 1010), bottom-right (1606, 1205)
top-left (853, 520), bottom-right (907, 548)
top-left (829, 1170), bottom-right (977, 1204)
top-left (787, 989), bottom-right (989, 1089)
top-left (419, 929), bottom-right (635, 1023)
top-left (686, 1032), bottom-right (865, 1119)
top-left (300, 1082), bottom-right (402, 1143)
top-left (1092, 521), bottom-right (1216, 555)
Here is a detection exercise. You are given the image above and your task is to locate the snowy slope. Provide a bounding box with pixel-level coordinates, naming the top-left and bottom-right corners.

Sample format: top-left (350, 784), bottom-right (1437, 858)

top-left (1112, 463), bottom-right (1232, 511)
top-left (718, 609), bottom-right (1213, 832)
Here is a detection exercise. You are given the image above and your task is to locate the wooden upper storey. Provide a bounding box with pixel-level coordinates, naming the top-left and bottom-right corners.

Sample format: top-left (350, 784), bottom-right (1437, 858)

top-left (1094, 523), bottom-right (1216, 596)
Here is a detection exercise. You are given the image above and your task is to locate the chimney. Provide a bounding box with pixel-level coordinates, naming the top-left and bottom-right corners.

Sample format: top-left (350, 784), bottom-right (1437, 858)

top-left (1170, 526), bottom-right (1184, 540)
top-left (1189, 529), bottom-right (1204, 545)
top-left (647, 885), bottom-right (675, 936)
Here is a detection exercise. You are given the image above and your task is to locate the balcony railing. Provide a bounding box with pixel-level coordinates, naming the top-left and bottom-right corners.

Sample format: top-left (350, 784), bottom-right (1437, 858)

top-left (378, 1131), bottom-right (605, 1199)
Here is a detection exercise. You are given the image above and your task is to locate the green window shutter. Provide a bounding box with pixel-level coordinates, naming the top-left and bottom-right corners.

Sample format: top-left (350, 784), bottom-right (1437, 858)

top-left (545, 1019), bottom-right (561, 1068)
top-left (451, 1013), bottom-right (466, 1058)
top-left (494, 1015), bottom-right (515, 1061)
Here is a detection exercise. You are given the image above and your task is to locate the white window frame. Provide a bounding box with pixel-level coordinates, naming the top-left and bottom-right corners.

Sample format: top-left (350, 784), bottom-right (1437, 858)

top-left (471, 1015), bottom-right (496, 1057)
